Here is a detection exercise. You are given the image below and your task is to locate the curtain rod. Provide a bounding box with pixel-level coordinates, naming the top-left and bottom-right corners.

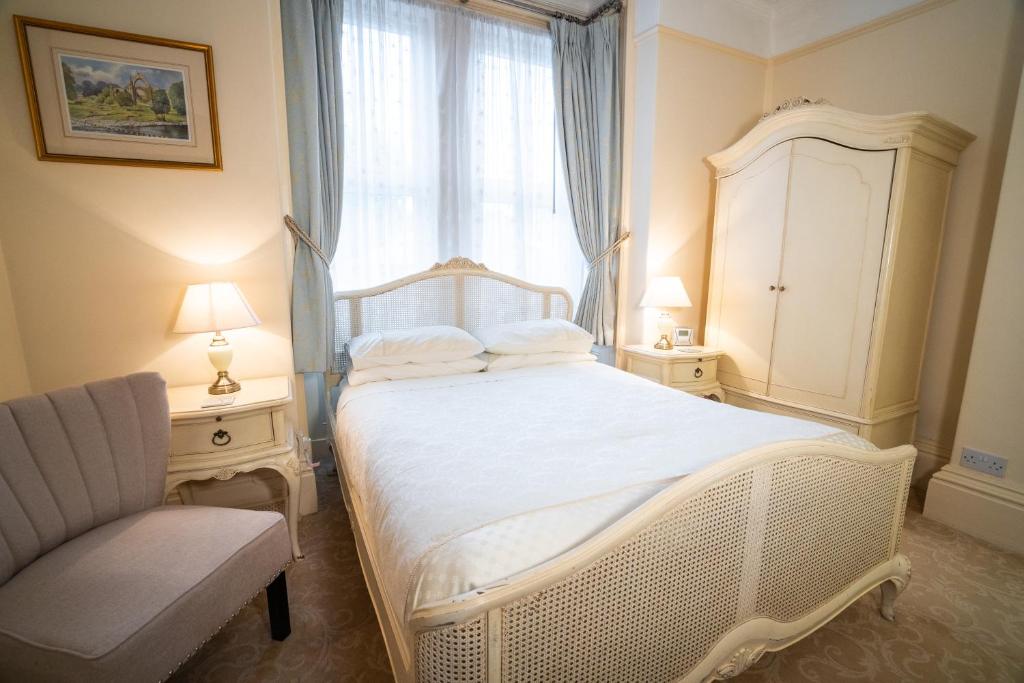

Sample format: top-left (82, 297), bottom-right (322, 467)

top-left (460, 0), bottom-right (622, 24)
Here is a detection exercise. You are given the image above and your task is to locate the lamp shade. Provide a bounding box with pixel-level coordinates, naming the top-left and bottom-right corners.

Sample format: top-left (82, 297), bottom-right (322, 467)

top-left (173, 282), bottom-right (260, 334)
top-left (640, 276), bottom-right (692, 308)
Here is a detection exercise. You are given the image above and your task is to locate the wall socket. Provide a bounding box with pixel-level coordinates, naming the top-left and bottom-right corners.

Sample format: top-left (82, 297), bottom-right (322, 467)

top-left (960, 447), bottom-right (1007, 478)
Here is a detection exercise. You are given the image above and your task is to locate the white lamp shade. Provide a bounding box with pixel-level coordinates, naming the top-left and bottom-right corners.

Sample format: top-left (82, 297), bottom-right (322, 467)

top-left (173, 282), bottom-right (260, 334)
top-left (640, 276), bottom-right (692, 308)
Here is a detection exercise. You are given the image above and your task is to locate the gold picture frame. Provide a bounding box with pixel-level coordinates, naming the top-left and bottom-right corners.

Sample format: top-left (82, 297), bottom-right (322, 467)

top-left (14, 15), bottom-right (222, 170)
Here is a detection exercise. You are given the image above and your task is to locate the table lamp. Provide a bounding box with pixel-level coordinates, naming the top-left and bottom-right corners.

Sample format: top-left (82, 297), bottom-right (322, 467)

top-left (173, 282), bottom-right (260, 394)
top-left (640, 276), bottom-right (692, 350)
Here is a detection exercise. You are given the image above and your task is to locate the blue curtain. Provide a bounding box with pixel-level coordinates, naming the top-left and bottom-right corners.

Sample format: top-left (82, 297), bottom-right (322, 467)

top-left (551, 13), bottom-right (623, 346)
top-left (280, 0), bottom-right (344, 375)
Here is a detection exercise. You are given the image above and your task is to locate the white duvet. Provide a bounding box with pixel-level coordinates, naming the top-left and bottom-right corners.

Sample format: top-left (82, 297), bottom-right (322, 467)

top-left (335, 361), bottom-right (862, 629)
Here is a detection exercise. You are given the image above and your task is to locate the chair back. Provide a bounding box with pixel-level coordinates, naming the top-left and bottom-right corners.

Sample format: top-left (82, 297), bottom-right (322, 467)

top-left (0, 372), bottom-right (169, 584)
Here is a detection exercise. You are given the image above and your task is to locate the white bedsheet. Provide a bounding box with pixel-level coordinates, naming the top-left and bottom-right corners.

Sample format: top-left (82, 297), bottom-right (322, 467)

top-left (335, 362), bottom-right (854, 626)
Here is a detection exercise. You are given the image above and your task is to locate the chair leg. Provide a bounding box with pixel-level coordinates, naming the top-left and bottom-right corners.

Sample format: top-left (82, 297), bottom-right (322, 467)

top-left (266, 572), bottom-right (291, 641)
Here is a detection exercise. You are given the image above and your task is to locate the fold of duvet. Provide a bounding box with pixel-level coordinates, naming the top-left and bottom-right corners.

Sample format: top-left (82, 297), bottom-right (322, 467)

top-left (335, 362), bottom-right (869, 629)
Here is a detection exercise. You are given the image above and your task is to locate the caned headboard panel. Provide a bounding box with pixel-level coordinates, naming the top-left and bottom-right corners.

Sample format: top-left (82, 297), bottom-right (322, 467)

top-left (333, 257), bottom-right (573, 372)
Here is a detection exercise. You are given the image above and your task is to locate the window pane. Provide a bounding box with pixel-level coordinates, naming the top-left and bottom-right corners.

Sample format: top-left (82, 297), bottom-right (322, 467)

top-left (334, 0), bottom-right (586, 306)
top-left (335, 1), bottom-right (441, 290)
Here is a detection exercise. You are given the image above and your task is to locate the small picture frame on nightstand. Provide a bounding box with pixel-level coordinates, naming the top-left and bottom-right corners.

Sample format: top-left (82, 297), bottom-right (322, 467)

top-left (673, 327), bottom-right (694, 347)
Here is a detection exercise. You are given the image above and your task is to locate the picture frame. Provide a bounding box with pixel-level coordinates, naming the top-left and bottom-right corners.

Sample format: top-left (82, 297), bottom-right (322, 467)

top-left (673, 326), bottom-right (694, 347)
top-left (13, 15), bottom-right (222, 170)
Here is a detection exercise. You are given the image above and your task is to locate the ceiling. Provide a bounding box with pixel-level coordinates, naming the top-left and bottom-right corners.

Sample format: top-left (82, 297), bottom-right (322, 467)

top-left (642, 0), bottom-right (928, 58)
top-left (528, 0), bottom-right (607, 17)
top-left (522, 0), bottom-right (927, 49)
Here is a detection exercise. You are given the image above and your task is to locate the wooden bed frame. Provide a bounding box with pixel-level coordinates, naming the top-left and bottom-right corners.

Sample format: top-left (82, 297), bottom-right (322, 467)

top-left (331, 258), bottom-right (915, 683)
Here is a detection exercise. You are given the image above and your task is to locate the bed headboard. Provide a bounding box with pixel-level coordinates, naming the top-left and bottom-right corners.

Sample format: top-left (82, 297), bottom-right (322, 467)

top-left (333, 257), bottom-right (574, 372)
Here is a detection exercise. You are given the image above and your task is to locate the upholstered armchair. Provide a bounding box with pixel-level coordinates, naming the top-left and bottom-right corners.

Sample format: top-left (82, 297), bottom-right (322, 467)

top-left (0, 373), bottom-right (292, 682)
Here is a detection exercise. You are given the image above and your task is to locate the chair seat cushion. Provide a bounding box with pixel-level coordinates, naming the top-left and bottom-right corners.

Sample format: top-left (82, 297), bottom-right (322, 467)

top-left (0, 505), bottom-right (291, 682)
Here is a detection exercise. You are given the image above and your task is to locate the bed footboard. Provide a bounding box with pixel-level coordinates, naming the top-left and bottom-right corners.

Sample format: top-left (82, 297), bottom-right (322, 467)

top-left (409, 440), bottom-right (915, 683)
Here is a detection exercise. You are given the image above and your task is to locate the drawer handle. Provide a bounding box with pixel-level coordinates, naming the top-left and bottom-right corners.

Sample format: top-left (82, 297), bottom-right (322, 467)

top-left (211, 429), bottom-right (232, 447)
top-left (694, 367), bottom-right (703, 378)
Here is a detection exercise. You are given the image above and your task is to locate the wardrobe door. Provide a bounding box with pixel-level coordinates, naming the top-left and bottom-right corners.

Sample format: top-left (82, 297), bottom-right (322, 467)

top-left (706, 141), bottom-right (792, 394)
top-left (767, 139), bottom-right (895, 414)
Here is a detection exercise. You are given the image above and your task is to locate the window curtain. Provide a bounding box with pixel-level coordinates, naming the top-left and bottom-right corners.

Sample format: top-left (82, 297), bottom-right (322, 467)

top-left (551, 12), bottom-right (623, 345)
top-left (335, 0), bottom-right (586, 303)
top-left (281, 0), bottom-right (344, 375)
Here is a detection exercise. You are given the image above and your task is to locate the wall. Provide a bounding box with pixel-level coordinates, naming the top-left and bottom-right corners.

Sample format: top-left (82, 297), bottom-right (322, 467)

top-left (924, 68), bottom-right (1024, 554)
top-left (620, 3), bottom-right (767, 347)
top-left (0, 0), bottom-right (294, 395)
top-left (619, 0), bottom-right (1023, 489)
top-left (768, 0), bottom-right (1024, 481)
top-left (0, 238), bottom-right (31, 401)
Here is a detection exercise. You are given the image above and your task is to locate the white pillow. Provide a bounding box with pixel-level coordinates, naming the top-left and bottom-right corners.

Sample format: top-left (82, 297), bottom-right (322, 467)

top-left (348, 325), bottom-right (484, 370)
top-left (347, 357), bottom-right (486, 386)
top-left (483, 351), bottom-right (597, 372)
top-left (474, 319), bottom-right (594, 355)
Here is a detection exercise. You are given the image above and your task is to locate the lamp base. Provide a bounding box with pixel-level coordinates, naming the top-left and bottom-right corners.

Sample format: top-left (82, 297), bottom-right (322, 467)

top-left (209, 371), bottom-right (241, 395)
top-left (654, 334), bottom-right (673, 350)
top-left (207, 333), bottom-right (241, 394)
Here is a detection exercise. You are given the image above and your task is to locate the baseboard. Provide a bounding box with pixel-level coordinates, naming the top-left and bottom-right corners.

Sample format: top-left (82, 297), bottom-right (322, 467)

top-left (924, 466), bottom-right (1024, 555)
top-left (911, 438), bottom-right (951, 489)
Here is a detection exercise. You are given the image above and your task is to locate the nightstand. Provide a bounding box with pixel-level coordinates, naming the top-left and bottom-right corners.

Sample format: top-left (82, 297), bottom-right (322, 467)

top-left (621, 344), bottom-right (725, 401)
top-left (165, 376), bottom-right (303, 559)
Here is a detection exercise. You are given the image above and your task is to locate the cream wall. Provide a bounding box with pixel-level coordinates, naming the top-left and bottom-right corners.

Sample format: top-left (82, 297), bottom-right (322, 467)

top-left (621, 25), bottom-right (766, 346)
top-left (620, 0), bottom-right (1022, 488)
top-left (768, 0), bottom-right (1024, 478)
top-left (924, 68), bottom-right (1024, 554)
top-left (0, 0), bottom-right (294, 394)
top-left (0, 238), bottom-right (31, 401)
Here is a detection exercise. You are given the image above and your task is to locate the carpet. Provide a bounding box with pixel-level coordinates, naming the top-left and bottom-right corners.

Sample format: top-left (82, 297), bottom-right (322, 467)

top-left (170, 473), bottom-right (1024, 682)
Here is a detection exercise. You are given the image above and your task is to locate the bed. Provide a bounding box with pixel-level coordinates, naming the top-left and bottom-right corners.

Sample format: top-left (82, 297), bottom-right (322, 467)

top-left (331, 257), bottom-right (915, 683)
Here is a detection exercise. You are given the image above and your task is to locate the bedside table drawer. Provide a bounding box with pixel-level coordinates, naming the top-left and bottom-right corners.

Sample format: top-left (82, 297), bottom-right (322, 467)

top-left (626, 357), bottom-right (664, 383)
top-left (670, 358), bottom-right (717, 385)
top-left (170, 411), bottom-right (275, 457)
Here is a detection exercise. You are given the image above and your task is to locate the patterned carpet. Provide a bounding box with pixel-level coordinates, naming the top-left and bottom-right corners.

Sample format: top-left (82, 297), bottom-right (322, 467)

top-left (170, 471), bottom-right (1024, 683)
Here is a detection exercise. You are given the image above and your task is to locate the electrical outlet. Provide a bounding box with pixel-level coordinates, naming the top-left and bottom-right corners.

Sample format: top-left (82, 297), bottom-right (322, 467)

top-left (960, 447), bottom-right (1007, 478)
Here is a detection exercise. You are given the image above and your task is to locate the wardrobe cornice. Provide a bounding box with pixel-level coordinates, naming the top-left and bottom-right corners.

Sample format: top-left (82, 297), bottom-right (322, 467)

top-left (707, 104), bottom-right (975, 177)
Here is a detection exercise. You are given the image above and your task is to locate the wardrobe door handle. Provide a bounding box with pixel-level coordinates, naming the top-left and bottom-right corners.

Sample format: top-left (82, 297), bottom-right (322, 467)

top-left (768, 285), bottom-right (777, 291)
top-left (779, 285), bottom-right (787, 292)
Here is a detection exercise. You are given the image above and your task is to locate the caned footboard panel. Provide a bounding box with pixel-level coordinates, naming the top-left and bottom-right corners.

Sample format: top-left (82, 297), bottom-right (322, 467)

top-left (755, 458), bottom-right (904, 621)
top-left (501, 472), bottom-right (753, 682)
top-left (414, 446), bottom-right (914, 683)
top-left (415, 615), bottom-right (487, 682)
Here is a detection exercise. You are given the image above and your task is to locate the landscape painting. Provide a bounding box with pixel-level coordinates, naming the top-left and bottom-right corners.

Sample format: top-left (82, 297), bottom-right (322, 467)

top-left (15, 15), bottom-right (221, 169)
top-left (58, 53), bottom-right (192, 142)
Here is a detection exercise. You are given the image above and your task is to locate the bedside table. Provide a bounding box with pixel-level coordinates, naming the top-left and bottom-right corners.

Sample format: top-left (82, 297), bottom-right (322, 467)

top-left (165, 376), bottom-right (303, 559)
top-left (621, 345), bottom-right (725, 401)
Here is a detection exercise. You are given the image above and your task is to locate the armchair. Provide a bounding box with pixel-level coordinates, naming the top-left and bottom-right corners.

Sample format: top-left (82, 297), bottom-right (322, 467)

top-left (0, 373), bottom-right (292, 682)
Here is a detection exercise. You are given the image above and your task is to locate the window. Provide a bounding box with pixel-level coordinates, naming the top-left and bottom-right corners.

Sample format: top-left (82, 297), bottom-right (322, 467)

top-left (335, 0), bottom-right (586, 302)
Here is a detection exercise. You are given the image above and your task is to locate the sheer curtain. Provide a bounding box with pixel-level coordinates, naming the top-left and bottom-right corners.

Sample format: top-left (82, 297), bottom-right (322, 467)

top-left (335, 0), bottom-right (586, 303)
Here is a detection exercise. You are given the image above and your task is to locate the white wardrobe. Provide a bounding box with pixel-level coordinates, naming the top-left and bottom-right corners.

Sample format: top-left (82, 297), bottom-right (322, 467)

top-left (705, 105), bottom-right (973, 447)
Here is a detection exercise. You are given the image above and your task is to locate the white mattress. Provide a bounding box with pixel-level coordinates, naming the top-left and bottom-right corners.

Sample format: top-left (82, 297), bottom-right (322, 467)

top-left (335, 362), bottom-right (866, 629)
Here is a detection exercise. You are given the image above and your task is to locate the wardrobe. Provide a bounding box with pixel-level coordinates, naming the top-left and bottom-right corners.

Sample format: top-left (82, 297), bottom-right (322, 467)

top-left (705, 104), bottom-right (973, 447)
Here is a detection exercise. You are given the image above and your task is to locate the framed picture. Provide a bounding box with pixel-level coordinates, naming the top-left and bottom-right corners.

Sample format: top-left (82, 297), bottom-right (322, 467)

top-left (13, 16), bottom-right (221, 169)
